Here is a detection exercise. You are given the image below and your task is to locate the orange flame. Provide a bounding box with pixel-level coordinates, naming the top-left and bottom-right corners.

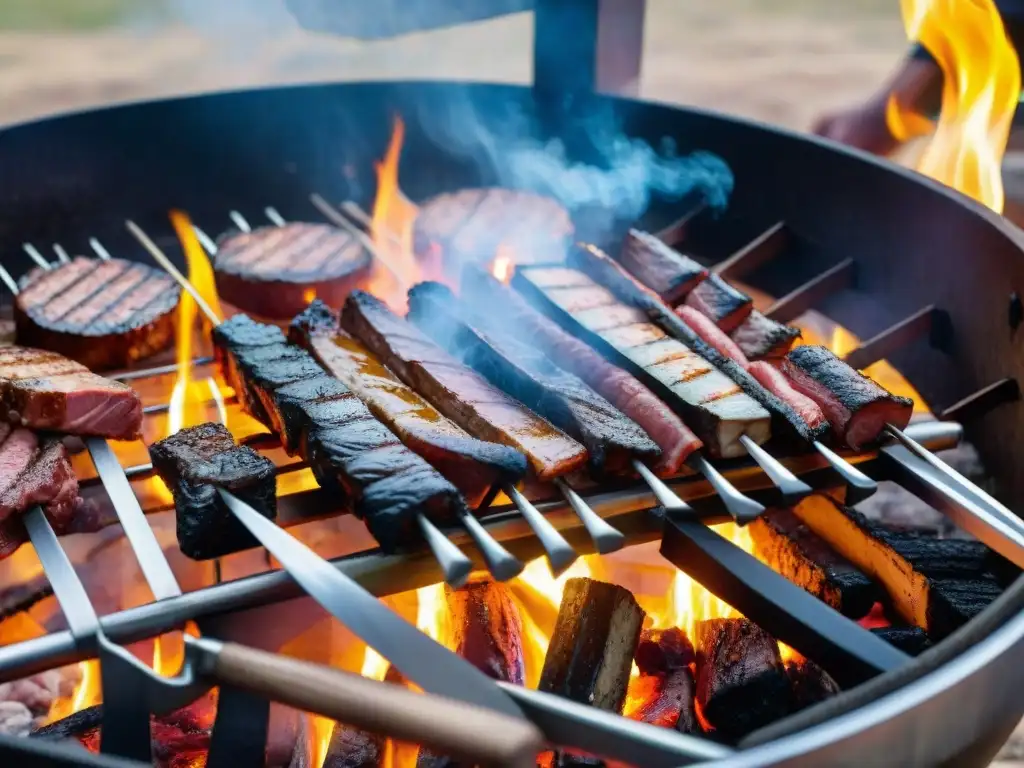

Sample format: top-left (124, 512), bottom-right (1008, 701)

top-left (490, 246), bottom-right (514, 285)
top-left (886, 0), bottom-right (1019, 212)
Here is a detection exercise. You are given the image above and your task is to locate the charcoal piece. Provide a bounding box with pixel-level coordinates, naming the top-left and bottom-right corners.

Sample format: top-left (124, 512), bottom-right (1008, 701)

top-left (870, 626), bottom-right (932, 656)
top-left (150, 422), bottom-right (277, 560)
top-left (30, 704), bottom-right (103, 739)
top-left (538, 577), bottom-right (645, 714)
top-left (446, 578), bottom-right (526, 684)
top-left (749, 508), bottom-right (878, 618)
top-left (323, 723), bottom-right (385, 768)
top-left (694, 618), bottom-right (792, 743)
top-left (634, 627), bottom-right (695, 676)
top-left (786, 659), bottom-right (840, 713)
top-left (791, 495), bottom-right (1003, 638)
top-left (986, 549), bottom-right (1022, 588)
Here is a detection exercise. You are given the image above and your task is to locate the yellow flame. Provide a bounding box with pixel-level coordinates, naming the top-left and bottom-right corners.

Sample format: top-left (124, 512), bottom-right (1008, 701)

top-left (886, 0), bottom-right (1019, 212)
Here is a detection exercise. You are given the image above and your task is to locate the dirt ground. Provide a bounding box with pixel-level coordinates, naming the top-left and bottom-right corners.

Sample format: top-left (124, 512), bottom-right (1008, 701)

top-left (0, 0), bottom-right (1019, 763)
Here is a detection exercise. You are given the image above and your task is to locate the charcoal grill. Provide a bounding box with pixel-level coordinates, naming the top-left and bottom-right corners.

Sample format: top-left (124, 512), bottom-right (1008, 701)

top-left (0, 1), bottom-right (1023, 766)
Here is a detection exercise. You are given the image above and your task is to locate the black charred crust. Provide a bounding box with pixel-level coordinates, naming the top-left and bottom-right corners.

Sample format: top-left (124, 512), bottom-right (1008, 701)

top-left (926, 577), bottom-right (1004, 640)
top-left (290, 298), bottom-right (341, 340)
top-left (688, 274), bottom-right (753, 325)
top-left (566, 245), bottom-right (829, 445)
top-left (785, 345), bottom-right (914, 412)
top-left (620, 229), bottom-right (708, 302)
top-left (732, 312), bottom-right (802, 360)
top-left (869, 626), bottom-right (931, 656)
top-left (150, 422), bottom-right (277, 560)
top-left (407, 281), bottom-right (660, 476)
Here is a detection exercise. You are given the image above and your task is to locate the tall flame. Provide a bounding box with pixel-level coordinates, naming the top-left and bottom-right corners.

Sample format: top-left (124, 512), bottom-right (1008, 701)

top-left (886, 0), bottom-right (1019, 212)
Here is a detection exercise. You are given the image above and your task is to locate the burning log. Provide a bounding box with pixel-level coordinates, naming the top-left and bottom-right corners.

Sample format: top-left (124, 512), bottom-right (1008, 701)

top-left (694, 618), bottom-right (792, 743)
top-left (785, 659), bottom-right (840, 713)
top-left (626, 628), bottom-right (701, 735)
top-left (323, 725), bottom-right (386, 768)
top-left (538, 577), bottom-right (645, 713)
top-left (792, 495), bottom-right (1002, 639)
top-left (446, 577), bottom-right (525, 685)
top-left (749, 508), bottom-right (878, 619)
top-left (870, 626), bottom-right (932, 656)
top-left (30, 703), bottom-right (102, 739)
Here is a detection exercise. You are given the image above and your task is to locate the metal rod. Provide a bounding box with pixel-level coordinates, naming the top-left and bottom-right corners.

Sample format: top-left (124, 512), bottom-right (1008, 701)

top-left (456, 509), bottom-right (524, 580)
top-left (505, 484), bottom-right (578, 575)
top-left (112, 356), bottom-right (215, 382)
top-left (555, 477), bottom-right (625, 553)
top-left (688, 453), bottom-right (765, 524)
top-left (842, 306), bottom-right (947, 370)
top-left (127, 219), bottom-right (222, 326)
top-left (229, 211), bottom-right (251, 233)
top-left (264, 207), bottom-right (287, 227)
top-left (416, 516), bottom-right (472, 588)
top-left (632, 459), bottom-right (692, 511)
top-left (192, 225), bottom-right (219, 255)
top-left (712, 221), bottom-right (790, 281)
top-left (143, 392), bottom-right (239, 417)
top-left (340, 200), bottom-right (404, 249)
top-left (650, 202), bottom-right (706, 247)
top-left (52, 243), bottom-right (72, 264)
top-left (939, 378), bottom-right (1021, 423)
top-left (766, 258), bottom-right (856, 324)
top-left (814, 440), bottom-right (878, 504)
top-left (739, 435), bottom-right (812, 504)
top-left (22, 243), bottom-right (52, 271)
top-left (89, 238), bottom-right (114, 260)
top-left (309, 193), bottom-right (408, 285)
top-left (0, 264), bottom-right (19, 296)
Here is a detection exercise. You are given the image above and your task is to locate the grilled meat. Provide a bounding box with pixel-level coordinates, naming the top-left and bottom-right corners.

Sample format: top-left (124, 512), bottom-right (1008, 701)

top-left (0, 347), bottom-right (142, 440)
top-left (290, 300), bottom-right (527, 507)
top-left (782, 346), bottom-right (913, 450)
top-left (461, 266), bottom-right (701, 474)
top-left (746, 362), bottom-right (827, 436)
top-left (730, 311), bottom-right (801, 361)
top-left (213, 223), bottom-right (372, 320)
top-left (412, 188), bottom-right (572, 275)
top-left (15, 256), bottom-right (180, 371)
top-left (213, 314), bottom-right (466, 551)
top-left (150, 422), bottom-right (277, 560)
top-left (618, 229), bottom-right (708, 304)
top-left (512, 266), bottom-right (770, 459)
top-left (407, 282), bottom-right (660, 477)
top-left (682, 274), bottom-right (753, 334)
top-left (341, 290), bottom-right (588, 481)
top-left (566, 244), bottom-right (830, 446)
top-left (676, 306), bottom-right (749, 367)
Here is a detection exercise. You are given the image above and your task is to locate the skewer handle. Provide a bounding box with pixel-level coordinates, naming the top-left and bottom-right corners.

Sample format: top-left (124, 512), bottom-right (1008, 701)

top-left (205, 639), bottom-right (543, 768)
top-left (689, 454), bottom-right (764, 525)
top-left (505, 485), bottom-right (578, 575)
top-left (812, 441), bottom-right (878, 505)
top-left (632, 460), bottom-right (692, 512)
top-left (738, 435), bottom-right (811, 504)
top-left (458, 510), bottom-right (525, 581)
top-left (417, 514), bottom-right (473, 588)
top-left (555, 479), bottom-right (625, 554)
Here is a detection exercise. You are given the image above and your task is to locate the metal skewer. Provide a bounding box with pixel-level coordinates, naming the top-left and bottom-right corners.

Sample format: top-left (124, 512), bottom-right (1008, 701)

top-left (814, 439), bottom-right (878, 504)
top-left (128, 219), bottom-right (487, 587)
top-left (90, 238), bottom-right (114, 260)
top-left (264, 206), bottom-right (288, 227)
top-left (309, 193), bottom-right (408, 286)
top-left (22, 243), bottom-right (52, 271)
top-left (505, 484), bottom-right (578, 574)
top-left (688, 454), bottom-right (765, 525)
top-left (52, 243), bottom-right (71, 264)
top-left (739, 434), bottom-right (812, 504)
top-left (229, 210), bottom-right (251, 232)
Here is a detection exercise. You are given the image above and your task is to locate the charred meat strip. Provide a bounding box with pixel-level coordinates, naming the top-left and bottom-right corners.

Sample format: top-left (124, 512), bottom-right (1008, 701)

top-left (212, 314), bottom-right (465, 551)
top-left (566, 244), bottom-right (829, 446)
top-left (783, 345), bottom-right (913, 450)
top-left (512, 266), bottom-right (770, 459)
top-left (676, 305), bottom-right (749, 367)
top-left (16, 256), bottom-right (180, 371)
top-left (682, 273), bottom-right (753, 334)
top-left (214, 223), bottom-right (372, 320)
top-left (618, 229), bottom-right (708, 304)
top-left (746, 361), bottom-right (828, 436)
top-left (0, 346), bottom-right (142, 441)
top-left (462, 266), bottom-right (701, 475)
top-left (290, 300), bottom-right (527, 508)
top-left (731, 310), bottom-right (801, 361)
top-left (150, 422), bottom-right (277, 560)
top-left (407, 281), bottom-right (660, 477)
top-left (341, 290), bottom-right (588, 481)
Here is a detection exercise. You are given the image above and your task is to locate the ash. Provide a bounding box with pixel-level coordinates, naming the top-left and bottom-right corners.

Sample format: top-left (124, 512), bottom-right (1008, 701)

top-left (0, 668), bottom-right (77, 735)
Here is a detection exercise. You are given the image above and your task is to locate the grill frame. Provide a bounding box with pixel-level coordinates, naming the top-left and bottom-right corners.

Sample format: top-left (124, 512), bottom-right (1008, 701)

top-left (0, 80), bottom-right (1020, 765)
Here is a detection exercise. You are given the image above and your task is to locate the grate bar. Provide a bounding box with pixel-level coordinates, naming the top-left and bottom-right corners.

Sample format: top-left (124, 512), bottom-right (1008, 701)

top-left (651, 202), bottom-right (707, 246)
top-left (939, 378), bottom-right (1021, 423)
top-left (765, 258), bottom-right (856, 324)
top-left (712, 221), bottom-right (790, 281)
top-left (842, 306), bottom-right (949, 370)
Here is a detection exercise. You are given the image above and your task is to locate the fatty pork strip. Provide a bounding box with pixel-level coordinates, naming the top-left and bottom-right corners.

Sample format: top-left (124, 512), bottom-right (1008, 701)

top-left (619, 230), bottom-right (800, 360)
top-left (782, 346), bottom-right (913, 451)
top-left (212, 314), bottom-right (466, 552)
top-left (0, 347), bottom-right (143, 441)
top-left (340, 290), bottom-right (589, 482)
top-left (406, 281), bottom-right (661, 477)
top-left (511, 267), bottom-right (770, 459)
top-left (462, 266), bottom-right (701, 476)
top-left (566, 244), bottom-right (829, 447)
top-left (289, 300), bottom-right (528, 508)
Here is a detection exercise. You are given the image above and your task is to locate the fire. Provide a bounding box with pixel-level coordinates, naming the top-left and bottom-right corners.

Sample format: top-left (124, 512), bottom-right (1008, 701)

top-left (886, 0), bottom-right (1019, 212)
top-left (303, 287), bottom-right (317, 305)
top-left (490, 247), bottom-right (514, 284)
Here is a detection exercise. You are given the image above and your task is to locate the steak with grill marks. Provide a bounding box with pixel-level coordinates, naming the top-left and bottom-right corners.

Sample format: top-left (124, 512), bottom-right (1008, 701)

top-left (213, 314), bottom-right (466, 551)
top-left (0, 347), bottom-right (142, 440)
top-left (290, 300), bottom-right (527, 508)
top-left (461, 266), bottom-right (702, 475)
top-left (618, 229), bottom-right (708, 304)
top-left (341, 290), bottom-right (588, 481)
top-left (782, 346), bottom-right (913, 450)
top-left (407, 282), bottom-right (660, 477)
top-left (15, 256), bottom-right (180, 371)
top-left (150, 422), bottom-right (277, 560)
top-left (213, 223), bottom-right (372, 319)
